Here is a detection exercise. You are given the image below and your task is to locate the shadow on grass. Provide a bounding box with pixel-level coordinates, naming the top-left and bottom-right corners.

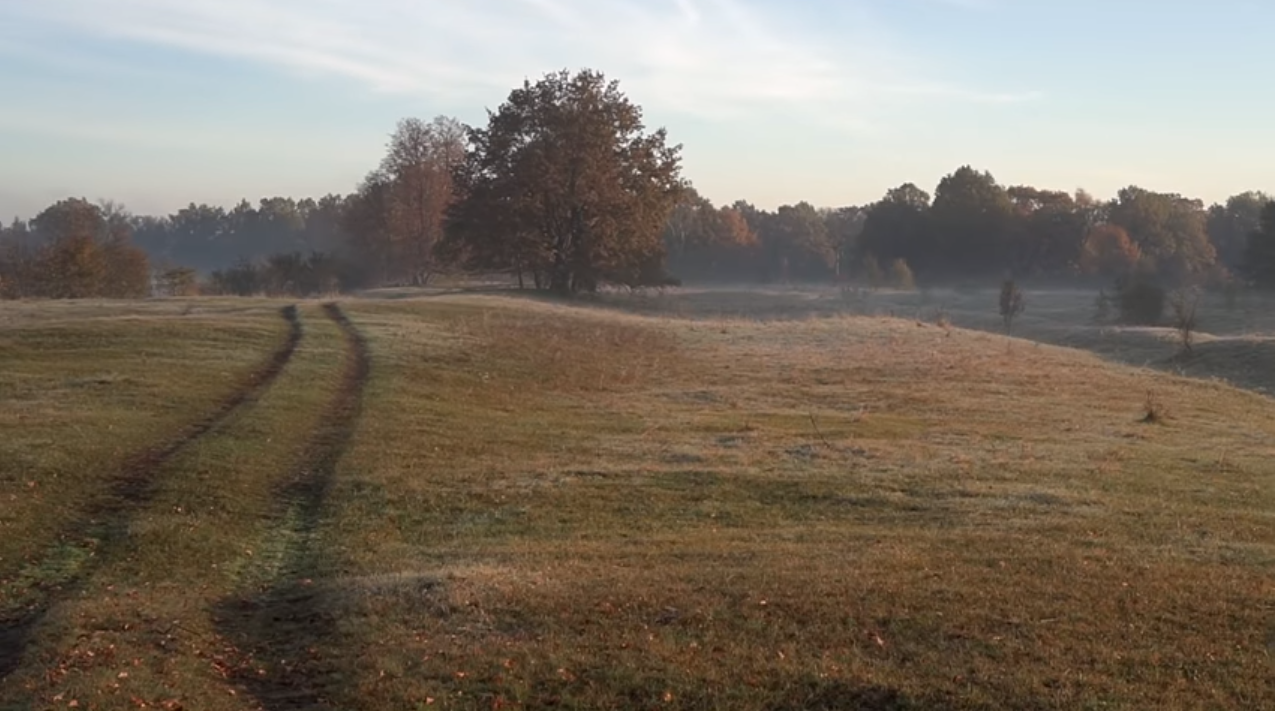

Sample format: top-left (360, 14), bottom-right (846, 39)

top-left (0, 305), bottom-right (303, 681)
top-left (214, 303), bottom-right (370, 710)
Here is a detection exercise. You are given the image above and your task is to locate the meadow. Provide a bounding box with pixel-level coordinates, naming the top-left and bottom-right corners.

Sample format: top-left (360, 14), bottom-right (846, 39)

top-left (1, 286), bottom-right (1273, 710)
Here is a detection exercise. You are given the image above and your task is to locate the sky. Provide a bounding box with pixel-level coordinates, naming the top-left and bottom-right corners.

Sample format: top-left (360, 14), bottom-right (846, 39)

top-left (1, 0), bottom-right (1274, 219)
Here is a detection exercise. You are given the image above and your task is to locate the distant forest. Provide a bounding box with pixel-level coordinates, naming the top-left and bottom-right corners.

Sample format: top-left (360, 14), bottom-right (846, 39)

top-left (3, 69), bottom-right (1275, 299)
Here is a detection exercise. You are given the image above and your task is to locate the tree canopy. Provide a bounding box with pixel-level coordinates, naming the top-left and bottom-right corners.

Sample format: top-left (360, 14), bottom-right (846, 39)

top-left (443, 69), bottom-right (685, 294)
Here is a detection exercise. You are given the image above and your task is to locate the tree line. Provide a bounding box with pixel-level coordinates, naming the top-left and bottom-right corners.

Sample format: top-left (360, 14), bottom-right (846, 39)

top-left (665, 175), bottom-right (1275, 289)
top-left (3, 68), bottom-right (1275, 300)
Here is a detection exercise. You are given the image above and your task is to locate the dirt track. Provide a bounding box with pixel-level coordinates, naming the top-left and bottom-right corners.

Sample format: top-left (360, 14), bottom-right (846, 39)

top-left (215, 303), bottom-right (371, 710)
top-left (0, 305), bottom-right (304, 679)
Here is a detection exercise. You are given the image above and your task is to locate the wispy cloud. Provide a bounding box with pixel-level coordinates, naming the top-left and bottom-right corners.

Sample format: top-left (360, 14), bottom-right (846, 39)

top-left (2, 0), bottom-right (1038, 126)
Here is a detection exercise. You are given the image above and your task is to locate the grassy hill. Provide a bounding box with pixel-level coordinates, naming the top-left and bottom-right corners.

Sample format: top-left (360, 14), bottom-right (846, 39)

top-left (2, 293), bottom-right (1273, 710)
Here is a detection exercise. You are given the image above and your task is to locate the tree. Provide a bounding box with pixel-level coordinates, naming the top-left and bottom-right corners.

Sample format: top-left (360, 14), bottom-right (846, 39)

top-left (662, 188), bottom-right (758, 282)
top-left (763, 202), bottom-right (835, 283)
top-left (1207, 192), bottom-right (1270, 271)
top-left (342, 173), bottom-right (397, 284)
top-left (1006, 186), bottom-right (1089, 276)
top-left (166, 203), bottom-right (229, 269)
top-left (0, 218), bottom-right (39, 298)
top-left (1107, 186), bottom-right (1216, 281)
top-left (445, 69), bottom-right (685, 295)
top-left (1080, 224), bottom-right (1142, 278)
top-left (1169, 287), bottom-right (1200, 355)
top-left (929, 166), bottom-right (1015, 276)
top-left (31, 199), bottom-right (105, 298)
top-left (380, 116), bottom-right (467, 285)
top-left (97, 201), bottom-right (152, 298)
top-left (858, 183), bottom-right (930, 274)
top-left (999, 279), bottom-right (1026, 332)
top-left (1243, 201), bottom-right (1275, 288)
top-left (862, 254), bottom-right (886, 288)
top-left (29, 199), bottom-right (148, 299)
top-left (155, 265), bottom-right (199, 297)
top-left (823, 206), bottom-right (866, 279)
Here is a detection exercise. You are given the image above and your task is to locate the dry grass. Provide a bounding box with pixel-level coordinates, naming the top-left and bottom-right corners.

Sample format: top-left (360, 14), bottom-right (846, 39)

top-left (0, 300), bottom-right (292, 587)
top-left (3, 290), bottom-right (1275, 709)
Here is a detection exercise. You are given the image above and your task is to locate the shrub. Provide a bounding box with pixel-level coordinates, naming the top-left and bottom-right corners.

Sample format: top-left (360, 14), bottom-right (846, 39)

top-left (890, 259), bottom-right (916, 291)
top-left (209, 259), bottom-right (263, 296)
top-left (1115, 278), bottom-right (1165, 325)
top-left (1169, 287), bottom-right (1201, 355)
top-left (155, 266), bottom-right (199, 297)
top-left (999, 279), bottom-right (1026, 332)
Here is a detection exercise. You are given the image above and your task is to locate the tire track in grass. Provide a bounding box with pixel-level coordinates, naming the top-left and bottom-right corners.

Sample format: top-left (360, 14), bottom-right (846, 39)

top-left (0, 305), bottom-right (304, 680)
top-left (215, 303), bottom-right (370, 710)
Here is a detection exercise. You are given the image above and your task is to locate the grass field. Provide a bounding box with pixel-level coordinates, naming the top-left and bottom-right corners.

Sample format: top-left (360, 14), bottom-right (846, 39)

top-left (2, 288), bottom-right (1274, 710)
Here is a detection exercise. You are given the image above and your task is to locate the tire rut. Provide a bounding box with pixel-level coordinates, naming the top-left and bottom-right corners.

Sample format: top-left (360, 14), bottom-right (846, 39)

top-left (215, 303), bottom-right (370, 710)
top-left (0, 305), bottom-right (304, 680)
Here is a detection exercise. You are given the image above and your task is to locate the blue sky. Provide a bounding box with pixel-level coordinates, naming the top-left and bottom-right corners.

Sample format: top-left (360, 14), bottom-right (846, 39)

top-left (1, 0), bottom-right (1273, 219)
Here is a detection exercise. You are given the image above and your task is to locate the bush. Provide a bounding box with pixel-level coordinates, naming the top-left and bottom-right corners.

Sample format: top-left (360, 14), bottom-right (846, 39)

top-left (208, 259), bottom-right (263, 296)
top-left (155, 266), bottom-right (199, 297)
top-left (999, 279), bottom-right (1026, 332)
top-left (1169, 287), bottom-right (1201, 355)
top-left (890, 259), bottom-right (916, 290)
top-left (207, 251), bottom-right (361, 297)
top-left (1116, 278), bottom-right (1166, 325)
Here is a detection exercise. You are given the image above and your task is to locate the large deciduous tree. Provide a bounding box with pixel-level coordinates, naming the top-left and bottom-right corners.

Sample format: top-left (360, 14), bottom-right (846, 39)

top-left (380, 116), bottom-right (467, 285)
top-left (28, 198), bottom-right (151, 299)
top-left (444, 69), bottom-right (685, 294)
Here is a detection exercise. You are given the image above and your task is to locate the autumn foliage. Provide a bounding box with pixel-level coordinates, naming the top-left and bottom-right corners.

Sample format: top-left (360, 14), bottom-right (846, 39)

top-left (443, 69), bottom-right (685, 294)
top-left (0, 199), bottom-right (150, 299)
top-left (1080, 224), bottom-right (1142, 277)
